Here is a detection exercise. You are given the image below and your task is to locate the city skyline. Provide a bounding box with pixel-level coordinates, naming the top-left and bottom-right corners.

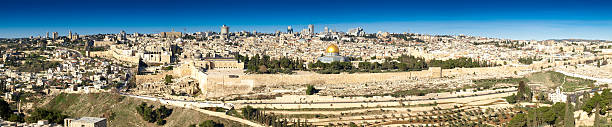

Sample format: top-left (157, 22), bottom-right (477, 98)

top-left (1, 1), bottom-right (612, 126)
top-left (1, 0), bottom-right (612, 40)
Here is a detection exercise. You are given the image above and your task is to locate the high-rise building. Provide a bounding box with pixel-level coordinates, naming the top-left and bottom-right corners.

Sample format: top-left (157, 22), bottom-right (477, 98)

top-left (52, 32), bottom-right (58, 39)
top-left (348, 27), bottom-right (365, 36)
top-left (68, 30), bottom-right (73, 40)
top-left (221, 24), bottom-right (230, 35)
top-left (119, 30), bottom-right (127, 40)
top-left (308, 24), bottom-right (314, 34)
top-left (46, 32), bottom-right (49, 39)
top-left (287, 26), bottom-right (293, 34)
top-left (120, 30), bottom-right (126, 37)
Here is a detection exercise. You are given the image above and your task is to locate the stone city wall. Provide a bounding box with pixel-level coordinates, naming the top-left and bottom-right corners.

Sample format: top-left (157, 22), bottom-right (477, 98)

top-left (88, 48), bottom-right (139, 64)
top-left (135, 72), bottom-right (171, 84)
top-left (89, 51), bottom-right (112, 58)
top-left (222, 66), bottom-right (523, 87)
top-left (217, 55), bottom-right (610, 88)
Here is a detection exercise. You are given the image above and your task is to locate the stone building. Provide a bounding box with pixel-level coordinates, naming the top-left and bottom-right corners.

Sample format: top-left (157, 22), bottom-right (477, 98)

top-left (194, 58), bottom-right (244, 70)
top-left (64, 117), bottom-right (107, 127)
top-left (160, 31), bottom-right (183, 38)
top-left (548, 86), bottom-right (567, 103)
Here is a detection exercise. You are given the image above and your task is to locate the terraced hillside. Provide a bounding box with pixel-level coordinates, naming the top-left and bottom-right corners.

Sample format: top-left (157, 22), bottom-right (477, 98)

top-left (41, 93), bottom-right (245, 127)
top-left (233, 87), bottom-right (518, 126)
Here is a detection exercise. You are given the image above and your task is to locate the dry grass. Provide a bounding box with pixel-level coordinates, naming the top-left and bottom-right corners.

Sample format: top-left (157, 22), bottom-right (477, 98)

top-left (42, 93), bottom-right (246, 127)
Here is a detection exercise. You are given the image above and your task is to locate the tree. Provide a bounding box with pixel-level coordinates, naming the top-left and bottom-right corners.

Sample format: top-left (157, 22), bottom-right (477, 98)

top-left (306, 85), bottom-right (318, 95)
top-left (135, 102), bottom-right (173, 125)
top-left (564, 98), bottom-right (575, 127)
top-left (517, 81), bottom-right (532, 102)
top-left (7, 114), bottom-right (24, 122)
top-left (0, 99), bottom-right (12, 119)
top-left (164, 75), bottom-right (173, 84)
top-left (581, 89), bottom-right (612, 127)
top-left (349, 122), bottom-right (360, 127)
top-left (199, 120), bottom-right (223, 127)
top-left (25, 108), bottom-right (69, 124)
top-left (241, 105), bottom-right (257, 119)
top-left (509, 102), bottom-right (568, 126)
top-left (505, 94), bottom-right (517, 104)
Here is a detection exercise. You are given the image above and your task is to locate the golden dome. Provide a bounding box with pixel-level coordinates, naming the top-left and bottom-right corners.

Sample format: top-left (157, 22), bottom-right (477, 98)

top-left (326, 44), bottom-right (340, 53)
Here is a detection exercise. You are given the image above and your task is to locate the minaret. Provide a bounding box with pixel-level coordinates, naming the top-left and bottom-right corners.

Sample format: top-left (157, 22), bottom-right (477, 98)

top-left (308, 24), bottom-right (314, 34)
top-left (18, 100), bottom-right (21, 113)
top-left (324, 26), bottom-right (329, 34)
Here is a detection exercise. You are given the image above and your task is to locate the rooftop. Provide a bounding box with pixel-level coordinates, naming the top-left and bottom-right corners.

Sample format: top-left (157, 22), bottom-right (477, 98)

top-left (73, 117), bottom-right (106, 123)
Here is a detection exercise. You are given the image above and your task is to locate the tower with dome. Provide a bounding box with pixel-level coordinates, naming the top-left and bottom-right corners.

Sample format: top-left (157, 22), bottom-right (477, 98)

top-left (317, 44), bottom-right (348, 63)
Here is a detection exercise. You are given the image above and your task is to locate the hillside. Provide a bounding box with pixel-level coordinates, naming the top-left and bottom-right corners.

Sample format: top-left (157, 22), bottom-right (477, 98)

top-left (526, 71), bottom-right (595, 91)
top-left (41, 93), bottom-right (245, 127)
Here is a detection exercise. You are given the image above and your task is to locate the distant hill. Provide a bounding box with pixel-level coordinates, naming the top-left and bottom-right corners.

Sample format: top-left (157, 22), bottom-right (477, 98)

top-left (545, 39), bottom-right (610, 43)
top-left (41, 93), bottom-right (245, 127)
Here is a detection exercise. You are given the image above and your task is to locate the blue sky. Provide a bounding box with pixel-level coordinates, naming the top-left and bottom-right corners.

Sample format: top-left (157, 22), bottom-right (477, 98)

top-left (1, 0), bottom-right (612, 40)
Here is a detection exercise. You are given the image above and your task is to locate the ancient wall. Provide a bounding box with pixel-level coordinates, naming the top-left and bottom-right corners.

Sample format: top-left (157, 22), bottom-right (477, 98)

top-left (93, 40), bottom-right (115, 47)
top-left (112, 50), bottom-right (140, 64)
top-left (89, 51), bottom-right (112, 58)
top-left (528, 55), bottom-right (610, 70)
top-left (89, 47), bottom-right (140, 64)
top-left (134, 72), bottom-right (170, 84)
top-left (216, 66), bottom-right (522, 87)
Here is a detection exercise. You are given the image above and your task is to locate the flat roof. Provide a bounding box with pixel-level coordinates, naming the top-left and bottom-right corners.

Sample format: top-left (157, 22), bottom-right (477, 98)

top-left (73, 117), bottom-right (106, 123)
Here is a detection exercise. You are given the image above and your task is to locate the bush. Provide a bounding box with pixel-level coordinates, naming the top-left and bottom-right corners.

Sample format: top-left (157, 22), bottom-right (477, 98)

top-left (349, 122), bottom-right (360, 127)
top-left (162, 66), bottom-right (173, 70)
top-left (0, 99), bottom-right (12, 118)
top-left (164, 75), bottom-right (173, 84)
top-left (306, 85), bottom-right (318, 95)
top-left (199, 120), bottom-right (223, 127)
top-left (8, 114), bottom-right (24, 122)
top-left (25, 108), bottom-right (69, 124)
top-left (135, 102), bottom-right (173, 125)
top-left (505, 94), bottom-right (517, 104)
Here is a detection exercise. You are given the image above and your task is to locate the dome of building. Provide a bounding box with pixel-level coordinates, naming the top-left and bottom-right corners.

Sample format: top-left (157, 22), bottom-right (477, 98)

top-left (326, 44), bottom-right (340, 53)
